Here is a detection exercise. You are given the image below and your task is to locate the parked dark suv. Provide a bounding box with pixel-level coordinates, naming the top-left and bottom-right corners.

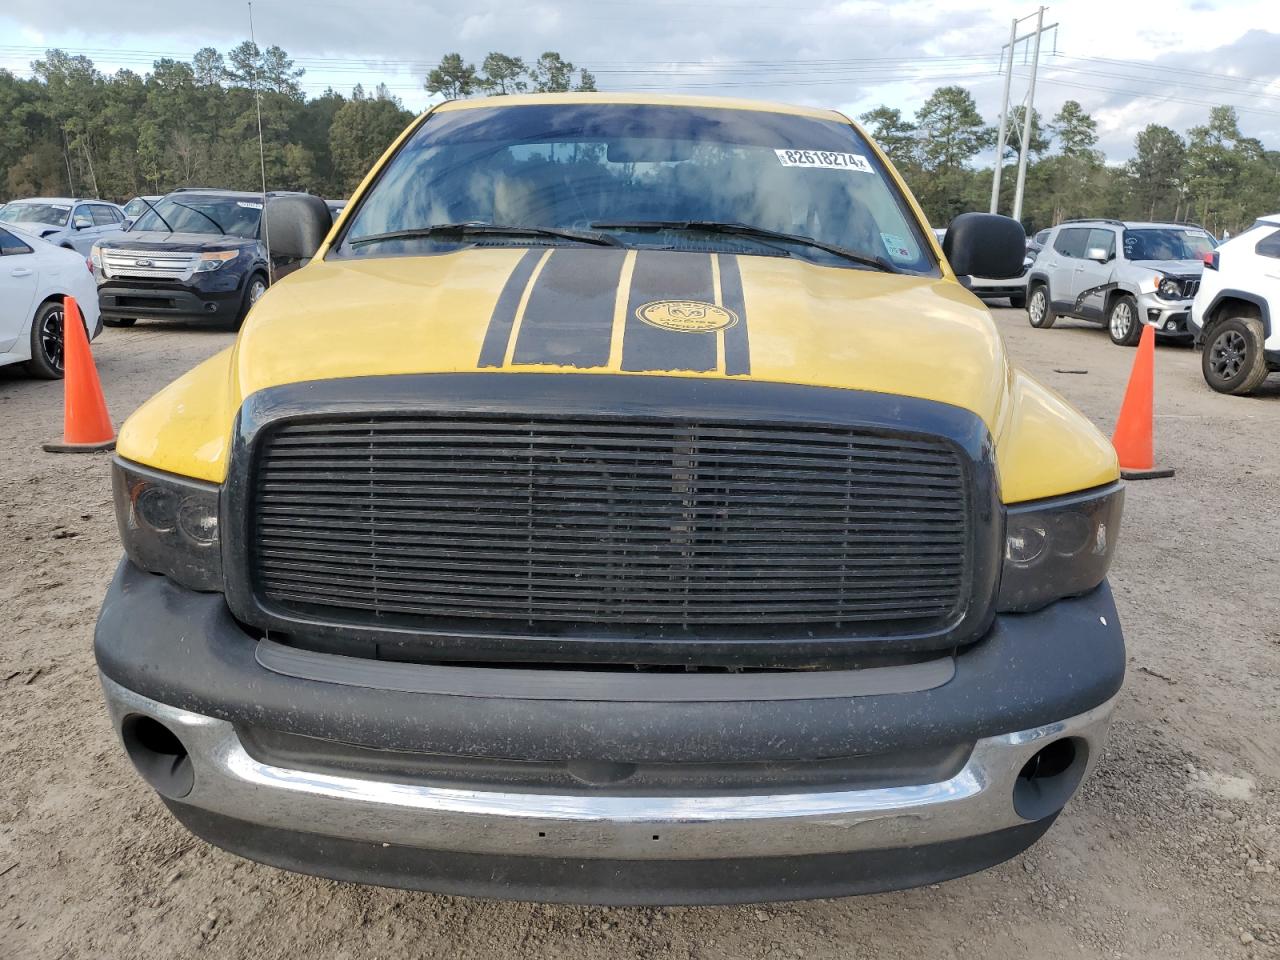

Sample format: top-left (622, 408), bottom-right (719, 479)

top-left (91, 189), bottom-right (325, 328)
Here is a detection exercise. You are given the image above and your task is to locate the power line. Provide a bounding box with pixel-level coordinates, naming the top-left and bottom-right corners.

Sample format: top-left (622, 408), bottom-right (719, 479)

top-left (4, 41), bottom-right (1279, 124)
top-left (1031, 62), bottom-right (1280, 107)
top-left (1031, 75), bottom-right (1280, 120)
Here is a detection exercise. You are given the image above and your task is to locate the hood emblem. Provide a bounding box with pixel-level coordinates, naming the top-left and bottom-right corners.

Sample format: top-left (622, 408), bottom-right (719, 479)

top-left (135, 258), bottom-right (154, 267)
top-left (636, 299), bottom-right (738, 333)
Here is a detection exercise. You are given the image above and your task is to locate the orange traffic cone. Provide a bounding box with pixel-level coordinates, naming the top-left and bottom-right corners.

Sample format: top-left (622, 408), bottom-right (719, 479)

top-left (42, 296), bottom-right (116, 454)
top-left (1111, 324), bottom-right (1173, 480)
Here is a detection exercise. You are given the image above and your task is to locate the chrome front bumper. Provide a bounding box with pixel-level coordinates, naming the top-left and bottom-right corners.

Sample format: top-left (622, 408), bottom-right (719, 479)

top-left (101, 674), bottom-right (1116, 862)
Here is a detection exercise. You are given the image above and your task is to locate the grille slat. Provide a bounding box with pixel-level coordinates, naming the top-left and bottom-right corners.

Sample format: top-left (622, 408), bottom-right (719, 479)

top-left (257, 481), bottom-right (962, 504)
top-left (251, 413), bottom-right (972, 641)
top-left (256, 535), bottom-right (968, 561)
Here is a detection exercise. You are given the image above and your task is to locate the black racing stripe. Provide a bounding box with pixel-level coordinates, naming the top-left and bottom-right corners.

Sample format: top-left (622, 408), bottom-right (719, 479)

top-left (621, 251), bottom-right (718, 373)
top-left (478, 249), bottom-right (544, 368)
top-left (511, 249), bottom-right (628, 368)
top-left (718, 254), bottom-right (751, 376)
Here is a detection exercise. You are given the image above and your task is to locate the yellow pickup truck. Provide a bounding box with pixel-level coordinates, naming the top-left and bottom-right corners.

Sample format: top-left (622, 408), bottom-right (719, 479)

top-left (95, 93), bottom-right (1124, 905)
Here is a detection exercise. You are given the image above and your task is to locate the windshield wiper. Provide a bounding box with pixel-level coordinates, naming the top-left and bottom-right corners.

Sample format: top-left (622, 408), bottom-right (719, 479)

top-left (349, 222), bottom-right (622, 248)
top-left (137, 197), bottom-right (174, 234)
top-left (591, 220), bottom-right (902, 273)
top-left (170, 201), bottom-right (226, 235)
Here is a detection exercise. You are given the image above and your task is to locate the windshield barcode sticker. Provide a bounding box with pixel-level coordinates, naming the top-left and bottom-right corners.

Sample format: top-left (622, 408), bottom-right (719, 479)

top-left (774, 150), bottom-right (874, 172)
top-left (237, 201), bottom-right (263, 209)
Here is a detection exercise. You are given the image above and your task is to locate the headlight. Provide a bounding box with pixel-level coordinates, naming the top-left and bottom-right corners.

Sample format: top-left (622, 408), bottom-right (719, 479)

top-left (194, 250), bottom-right (239, 272)
top-left (1156, 276), bottom-right (1182, 299)
top-left (112, 459), bottom-right (222, 591)
top-left (90, 244), bottom-right (102, 269)
top-left (998, 483), bottom-right (1124, 613)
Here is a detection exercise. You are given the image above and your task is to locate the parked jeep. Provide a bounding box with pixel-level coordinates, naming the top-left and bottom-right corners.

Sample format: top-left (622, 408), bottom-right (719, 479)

top-left (1025, 219), bottom-right (1214, 345)
top-left (1190, 212), bottom-right (1280, 395)
top-left (95, 93), bottom-right (1125, 906)
top-left (91, 188), bottom-right (324, 329)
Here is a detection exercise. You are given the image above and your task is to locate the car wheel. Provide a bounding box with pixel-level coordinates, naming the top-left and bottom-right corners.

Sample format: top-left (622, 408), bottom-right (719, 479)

top-left (1202, 316), bottom-right (1269, 395)
top-left (1027, 284), bottom-right (1055, 328)
top-left (24, 300), bottom-right (66, 379)
top-left (1008, 290), bottom-right (1026, 310)
top-left (103, 318), bottom-right (137, 328)
top-left (227, 273), bottom-right (268, 330)
top-left (1107, 295), bottom-right (1142, 346)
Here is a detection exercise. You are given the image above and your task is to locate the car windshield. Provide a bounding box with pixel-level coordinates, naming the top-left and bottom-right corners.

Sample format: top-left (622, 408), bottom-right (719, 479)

top-left (122, 198), bottom-right (149, 217)
top-left (1122, 227), bottom-right (1215, 262)
top-left (0, 202), bottom-right (71, 227)
top-left (335, 103), bottom-right (937, 274)
top-left (132, 195), bottom-right (262, 237)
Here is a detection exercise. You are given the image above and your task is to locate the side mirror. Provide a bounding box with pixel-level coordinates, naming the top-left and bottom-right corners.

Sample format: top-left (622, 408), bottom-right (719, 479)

top-left (264, 195), bottom-right (333, 261)
top-left (73, 215), bottom-right (93, 230)
top-left (942, 213), bottom-right (1026, 280)
top-left (1085, 247), bottom-right (1111, 263)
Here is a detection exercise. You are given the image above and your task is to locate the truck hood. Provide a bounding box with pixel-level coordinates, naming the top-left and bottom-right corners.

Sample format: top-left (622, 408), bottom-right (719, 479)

top-left (233, 246), bottom-right (1010, 421)
top-left (120, 245), bottom-right (1120, 501)
top-left (98, 231), bottom-right (257, 253)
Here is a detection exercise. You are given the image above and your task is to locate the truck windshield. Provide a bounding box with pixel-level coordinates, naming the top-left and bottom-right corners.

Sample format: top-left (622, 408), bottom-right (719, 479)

top-left (335, 103), bottom-right (937, 274)
top-left (132, 195), bottom-right (263, 238)
top-left (1122, 227), bottom-right (1215, 262)
top-left (0, 202), bottom-right (71, 227)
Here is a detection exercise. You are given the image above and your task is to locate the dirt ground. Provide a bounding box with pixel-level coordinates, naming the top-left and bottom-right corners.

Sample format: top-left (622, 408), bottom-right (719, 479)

top-left (2, 307), bottom-right (1278, 960)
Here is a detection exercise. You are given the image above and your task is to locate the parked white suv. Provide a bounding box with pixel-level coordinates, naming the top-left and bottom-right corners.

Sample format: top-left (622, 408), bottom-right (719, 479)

top-left (1190, 213), bottom-right (1280, 395)
top-left (0, 197), bottom-right (128, 254)
top-left (1025, 220), bottom-right (1215, 346)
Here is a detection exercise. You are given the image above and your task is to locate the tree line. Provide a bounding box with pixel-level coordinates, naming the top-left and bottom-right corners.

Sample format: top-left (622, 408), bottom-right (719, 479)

top-left (0, 45), bottom-right (592, 203)
top-left (1, 45), bottom-right (1275, 237)
top-left (861, 85), bottom-right (1279, 236)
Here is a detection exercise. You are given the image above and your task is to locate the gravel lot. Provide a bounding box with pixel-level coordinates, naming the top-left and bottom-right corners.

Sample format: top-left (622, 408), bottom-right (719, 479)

top-left (2, 307), bottom-right (1277, 960)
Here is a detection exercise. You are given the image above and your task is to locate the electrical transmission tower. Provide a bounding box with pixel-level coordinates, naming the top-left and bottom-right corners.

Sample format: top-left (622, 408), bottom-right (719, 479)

top-left (990, 8), bottom-right (1058, 223)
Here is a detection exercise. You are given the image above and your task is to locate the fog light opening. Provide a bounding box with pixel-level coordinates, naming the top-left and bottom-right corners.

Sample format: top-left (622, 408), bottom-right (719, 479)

top-left (121, 714), bottom-right (195, 800)
top-left (1012, 737), bottom-right (1088, 822)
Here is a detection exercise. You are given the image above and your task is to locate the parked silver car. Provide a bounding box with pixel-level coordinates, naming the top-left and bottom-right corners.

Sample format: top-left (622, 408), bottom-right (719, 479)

top-left (120, 195), bottom-right (163, 226)
top-left (1025, 219), bottom-right (1214, 345)
top-left (0, 197), bottom-right (128, 255)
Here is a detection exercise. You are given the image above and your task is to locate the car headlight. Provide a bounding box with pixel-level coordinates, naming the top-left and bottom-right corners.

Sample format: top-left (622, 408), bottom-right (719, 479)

top-left (112, 459), bottom-right (222, 591)
top-left (998, 483), bottom-right (1124, 613)
top-left (194, 250), bottom-right (239, 272)
top-left (90, 244), bottom-right (102, 270)
top-left (1156, 276), bottom-right (1182, 299)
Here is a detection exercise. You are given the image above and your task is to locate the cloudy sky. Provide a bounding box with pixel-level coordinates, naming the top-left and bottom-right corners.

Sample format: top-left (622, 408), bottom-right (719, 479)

top-left (2, 0), bottom-right (1278, 161)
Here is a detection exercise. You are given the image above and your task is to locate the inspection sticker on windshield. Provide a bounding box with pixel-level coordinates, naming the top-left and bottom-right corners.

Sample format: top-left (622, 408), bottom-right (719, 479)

top-left (236, 201), bottom-right (263, 209)
top-left (774, 149), bottom-right (874, 172)
top-left (880, 232), bottom-right (915, 261)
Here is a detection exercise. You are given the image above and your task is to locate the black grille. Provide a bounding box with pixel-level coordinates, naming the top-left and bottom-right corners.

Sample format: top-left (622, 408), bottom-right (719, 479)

top-left (249, 415), bottom-right (972, 640)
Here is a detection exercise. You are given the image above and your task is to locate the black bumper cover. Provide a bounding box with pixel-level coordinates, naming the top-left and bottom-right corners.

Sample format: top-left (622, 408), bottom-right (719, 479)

top-left (98, 282), bottom-right (241, 321)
